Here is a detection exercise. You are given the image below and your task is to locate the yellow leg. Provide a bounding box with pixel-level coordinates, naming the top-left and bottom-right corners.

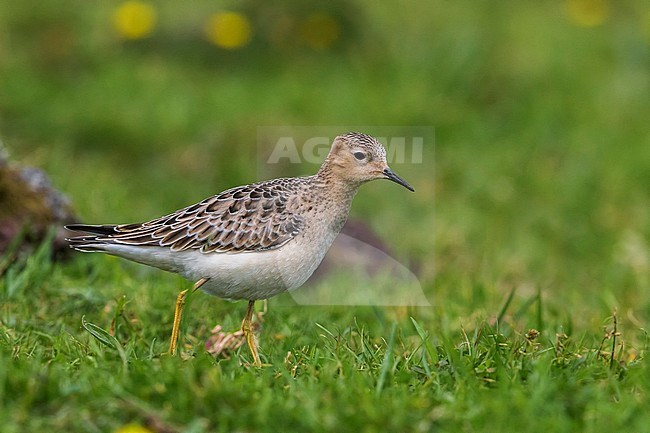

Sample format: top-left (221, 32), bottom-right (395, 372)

top-left (168, 278), bottom-right (208, 355)
top-left (242, 300), bottom-right (262, 367)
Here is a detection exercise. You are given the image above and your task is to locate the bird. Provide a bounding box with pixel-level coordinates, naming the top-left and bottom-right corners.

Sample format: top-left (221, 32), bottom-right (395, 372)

top-left (65, 132), bottom-right (414, 366)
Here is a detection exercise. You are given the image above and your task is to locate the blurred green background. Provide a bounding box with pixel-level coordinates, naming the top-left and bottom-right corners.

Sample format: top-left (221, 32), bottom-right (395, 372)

top-left (1, 0), bottom-right (650, 429)
top-left (3, 0), bottom-right (648, 314)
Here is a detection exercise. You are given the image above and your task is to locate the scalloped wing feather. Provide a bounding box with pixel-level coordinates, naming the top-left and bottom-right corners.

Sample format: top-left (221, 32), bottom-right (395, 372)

top-left (91, 179), bottom-right (306, 254)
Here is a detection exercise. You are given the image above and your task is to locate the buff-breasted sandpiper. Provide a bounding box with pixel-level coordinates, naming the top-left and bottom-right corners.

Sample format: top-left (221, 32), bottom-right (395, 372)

top-left (66, 132), bottom-right (414, 366)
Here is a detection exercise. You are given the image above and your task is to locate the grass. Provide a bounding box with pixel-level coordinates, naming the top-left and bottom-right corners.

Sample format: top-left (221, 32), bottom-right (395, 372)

top-left (1, 247), bottom-right (646, 433)
top-left (1, 0), bottom-right (650, 432)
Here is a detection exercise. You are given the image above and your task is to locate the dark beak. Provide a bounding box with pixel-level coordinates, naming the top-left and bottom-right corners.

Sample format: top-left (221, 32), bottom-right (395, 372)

top-left (383, 168), bottom-right (415, 192)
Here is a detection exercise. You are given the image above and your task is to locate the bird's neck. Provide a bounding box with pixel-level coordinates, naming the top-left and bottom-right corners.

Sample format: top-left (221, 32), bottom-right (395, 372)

top-left (315, 161), bottom-right (361, 200)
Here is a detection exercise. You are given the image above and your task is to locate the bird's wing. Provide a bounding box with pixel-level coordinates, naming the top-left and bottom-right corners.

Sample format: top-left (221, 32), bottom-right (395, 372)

top-left (69, 179), bottom-right (306, 253)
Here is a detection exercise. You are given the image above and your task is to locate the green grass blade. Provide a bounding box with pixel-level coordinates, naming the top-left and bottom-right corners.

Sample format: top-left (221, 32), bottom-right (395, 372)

top-left (536, 286), bottom-right (544, 332)
top-left (496, 286), bottom-right (516, 324)
top-left (0, 225), bottom-right (27, 277)
top-left (81, 315), bottom-right (128, 369)
top-left (375, 322), bottom-right (397, 397)
top-left (410, 317), bottom-right (437, 364)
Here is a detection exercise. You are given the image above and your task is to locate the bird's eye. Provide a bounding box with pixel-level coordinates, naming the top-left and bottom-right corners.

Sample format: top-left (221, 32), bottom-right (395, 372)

top-left (353, 151), bottom-right (366, 160)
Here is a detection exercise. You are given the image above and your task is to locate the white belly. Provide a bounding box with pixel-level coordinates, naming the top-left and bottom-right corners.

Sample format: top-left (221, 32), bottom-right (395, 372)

top-left (98, 229), bottom-right (337, 300)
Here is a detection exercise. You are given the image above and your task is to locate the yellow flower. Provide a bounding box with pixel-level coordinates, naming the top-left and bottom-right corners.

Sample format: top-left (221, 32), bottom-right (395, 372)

top-left (112, 1), bottom-right (157, 40)
top-left (566, 0), bottom-right (609, 27)
top-left (300, 13), bottom-right (341, 50)
top-left (205, 12), bottom-right (253, 50)
top-left (113, 424), bottom-right (153, 433)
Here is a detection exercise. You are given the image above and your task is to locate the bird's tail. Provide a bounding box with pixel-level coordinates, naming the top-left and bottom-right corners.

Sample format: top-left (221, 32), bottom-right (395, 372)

top-left (65, 224), bottom-right (119, 252)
